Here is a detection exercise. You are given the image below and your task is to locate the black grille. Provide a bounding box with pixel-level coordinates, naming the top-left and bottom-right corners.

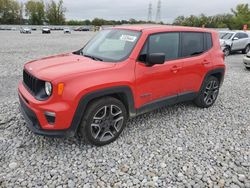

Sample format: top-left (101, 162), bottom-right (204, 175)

top-left (23, 69), bottom-right (48, 100)
top-left (23, 69), bottom-right (38, 95)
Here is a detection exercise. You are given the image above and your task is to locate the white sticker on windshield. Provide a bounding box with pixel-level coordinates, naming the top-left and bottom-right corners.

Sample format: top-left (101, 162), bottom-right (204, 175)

top-left (120, 35), bottom-right (137, 42)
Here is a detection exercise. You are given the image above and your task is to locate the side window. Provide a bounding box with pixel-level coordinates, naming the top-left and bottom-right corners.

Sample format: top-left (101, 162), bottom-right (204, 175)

top-left (205, 33), bottom-right (213, 51)
top-left (234, 33), bottom-right (241, 39)
top-left (181, 32), bottom-right (204, 57)
top-left (149, 32), bottom-right (180, 61)
top-left (240, 33), bottom-right (248, 39)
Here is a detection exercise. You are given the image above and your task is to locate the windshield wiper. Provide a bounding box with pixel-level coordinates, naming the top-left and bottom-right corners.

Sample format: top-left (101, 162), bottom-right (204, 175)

top-left (83, 54), bottom-right (103, 61)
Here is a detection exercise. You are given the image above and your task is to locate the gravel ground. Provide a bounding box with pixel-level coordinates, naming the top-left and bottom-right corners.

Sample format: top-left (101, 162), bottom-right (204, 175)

top-left (0, 31), bottom-right (249, 188)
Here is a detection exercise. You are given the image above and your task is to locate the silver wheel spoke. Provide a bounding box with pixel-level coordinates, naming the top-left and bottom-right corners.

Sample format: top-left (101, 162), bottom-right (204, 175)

top-left (207, 98), bottom-right (212, 105)
top-left (110, 105), bottom-right (122, 117)
top-left (204, 95), bottom-right (208, 102)
top-left (206, 82), bottom-right (212, 90)
top-left (91, 123), bottom-right (101, 139)
top-left (93, 106), bottom-right (107, 120)
top-left (100, 131), bottom-right (114, 142)
top-left (113, 116), bottom-right (124, 132)
top-left (212, 90), bottom-right (219, 100)
top-left (212, 81), bottom-right (218, 89)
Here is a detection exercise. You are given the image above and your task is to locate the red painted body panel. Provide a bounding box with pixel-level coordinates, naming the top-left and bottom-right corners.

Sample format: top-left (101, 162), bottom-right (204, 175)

top-left (18, 25), bottom-right (225, 131)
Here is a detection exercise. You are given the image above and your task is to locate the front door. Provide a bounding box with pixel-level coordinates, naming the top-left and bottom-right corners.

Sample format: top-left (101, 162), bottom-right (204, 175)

top-left (135, 32), bottom-right (182, 108)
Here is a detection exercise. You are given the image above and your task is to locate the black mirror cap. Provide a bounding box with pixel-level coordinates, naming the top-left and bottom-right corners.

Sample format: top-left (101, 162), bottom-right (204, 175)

top-left (147, 53), bottom-right (165, 66)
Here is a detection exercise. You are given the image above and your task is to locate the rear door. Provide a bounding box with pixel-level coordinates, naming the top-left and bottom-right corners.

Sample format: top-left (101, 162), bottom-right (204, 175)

top-left (179, 32), bottom-right (213, 94)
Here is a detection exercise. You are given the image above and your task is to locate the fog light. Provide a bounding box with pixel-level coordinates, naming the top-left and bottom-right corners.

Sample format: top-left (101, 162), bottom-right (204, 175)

top-left (44, 111), bottom-right (56, 124)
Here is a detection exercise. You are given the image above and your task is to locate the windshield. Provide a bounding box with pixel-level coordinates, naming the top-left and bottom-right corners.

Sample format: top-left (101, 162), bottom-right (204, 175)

top-left (81, 29), bottom-right (141, 62)
top-left (219, 32), bottom-right (233, 40)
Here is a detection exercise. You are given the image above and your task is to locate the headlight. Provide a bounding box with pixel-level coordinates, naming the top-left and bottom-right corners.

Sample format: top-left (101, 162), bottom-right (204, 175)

top-left (45, 82), bottom-right (52, 96)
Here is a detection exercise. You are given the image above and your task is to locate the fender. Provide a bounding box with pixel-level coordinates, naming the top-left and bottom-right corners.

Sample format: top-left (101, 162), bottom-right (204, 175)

top-left (69, 86), bottom-right (136, 135)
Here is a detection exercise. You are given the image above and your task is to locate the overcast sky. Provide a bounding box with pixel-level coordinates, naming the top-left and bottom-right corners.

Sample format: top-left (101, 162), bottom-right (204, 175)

top-left (24, 0), bottom-right (250, 23)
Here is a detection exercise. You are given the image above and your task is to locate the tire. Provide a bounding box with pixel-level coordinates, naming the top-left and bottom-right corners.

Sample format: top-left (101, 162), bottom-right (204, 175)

top-left (242, 45), bottom-right (250, 54)
top-left (194, 76), bottom-right (220, 108)
top-left (79, 97), bottom-right (128, 146)
top-left (223, 47), bottom-right (231, 56)
top-left (246, 67), bottom-right (250, 71)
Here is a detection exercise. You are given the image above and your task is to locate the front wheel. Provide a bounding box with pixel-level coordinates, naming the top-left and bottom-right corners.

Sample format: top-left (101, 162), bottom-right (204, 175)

top-left (79, 97), bottom-right (128, 146)
top-left (194, 76), bottom-right (220, 108)
top-left (223, 47), bottom-right (231, 56)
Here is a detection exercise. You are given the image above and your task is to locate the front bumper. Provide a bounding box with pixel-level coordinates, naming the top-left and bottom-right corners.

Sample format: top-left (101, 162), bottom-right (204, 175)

top-left (18, 82), bottom-right (77, 137)
top-left (243, 56), bottom-right (250, 67)
top-left (19, 95), bottom-right (74, 137)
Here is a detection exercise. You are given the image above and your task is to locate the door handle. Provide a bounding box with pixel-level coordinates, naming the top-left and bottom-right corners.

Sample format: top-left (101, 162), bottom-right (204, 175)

top-left (202, 59), bottom-right (210, 65)
top-left (171, 65), bottom-right (181, 73)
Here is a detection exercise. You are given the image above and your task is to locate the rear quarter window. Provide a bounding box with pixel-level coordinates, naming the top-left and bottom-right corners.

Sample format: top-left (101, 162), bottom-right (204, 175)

top-left (205, 33), bottom-right (213, 51)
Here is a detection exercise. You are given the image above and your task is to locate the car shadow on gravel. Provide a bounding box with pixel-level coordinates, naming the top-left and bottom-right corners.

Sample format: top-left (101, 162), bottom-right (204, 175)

top-left (2, 97), bottom-right (224, 151)
top-left (9, 101), bottom-right (196, 150)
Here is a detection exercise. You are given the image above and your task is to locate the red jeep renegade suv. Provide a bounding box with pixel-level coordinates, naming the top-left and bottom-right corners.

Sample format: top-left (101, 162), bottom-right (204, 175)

top-left (18, 25), bottom-right (225, 146)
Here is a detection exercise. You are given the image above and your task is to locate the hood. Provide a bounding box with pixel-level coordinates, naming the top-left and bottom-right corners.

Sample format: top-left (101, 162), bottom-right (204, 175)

top-left (24, 53), bottom-right (116, 81)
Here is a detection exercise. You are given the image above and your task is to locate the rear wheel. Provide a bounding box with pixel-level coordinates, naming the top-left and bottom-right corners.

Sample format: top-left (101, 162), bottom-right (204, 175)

top-left (79, 97), bottom-right (128, 146)
top-left (194, 76), bottom-right (220, 108)
top-left (242, 45), bottom-right (250, 54)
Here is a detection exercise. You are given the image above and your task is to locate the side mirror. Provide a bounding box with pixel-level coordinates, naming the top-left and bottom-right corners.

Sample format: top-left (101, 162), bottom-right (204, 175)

top-left (233, 37), bottom-right (239, 41)
top-left (147, 53), bottom-right (165, 66)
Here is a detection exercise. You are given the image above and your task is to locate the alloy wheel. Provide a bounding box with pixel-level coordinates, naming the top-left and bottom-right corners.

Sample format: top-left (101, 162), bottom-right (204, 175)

top-left (90, 105), bottom-right (124, 142)
top-left (203, 80), bottom-right (219, 106)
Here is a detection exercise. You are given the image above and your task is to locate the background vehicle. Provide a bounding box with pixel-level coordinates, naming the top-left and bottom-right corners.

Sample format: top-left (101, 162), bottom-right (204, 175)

top-left (20, 27), bottom-right (31, 34)
top-left (19, 26), bottom-right (225, 146)
top-left (42, 26), bottom-right (51, 34)
top-left (74, 26), bottom-right (90, 31)
top-left (243, 51), bottom-right (250, 70)
top-left (219, 31), bottom-right (250, 56)
top-left (63, 27), bottom-right (71, 34)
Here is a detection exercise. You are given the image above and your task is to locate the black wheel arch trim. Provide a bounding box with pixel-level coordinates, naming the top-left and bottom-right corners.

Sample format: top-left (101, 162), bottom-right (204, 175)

top-left (69, 86), bottom-right (136, 136)
top-left (201, 68), bottom-right (225, 89)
